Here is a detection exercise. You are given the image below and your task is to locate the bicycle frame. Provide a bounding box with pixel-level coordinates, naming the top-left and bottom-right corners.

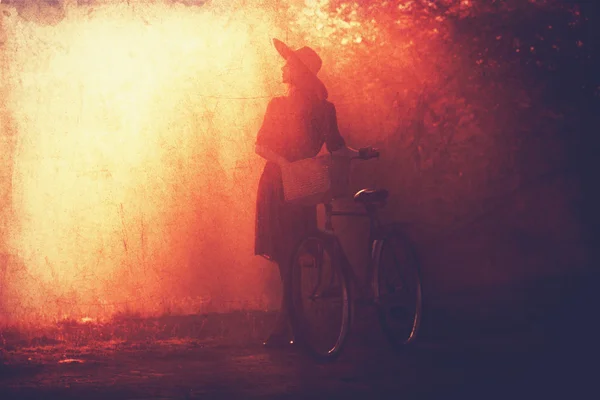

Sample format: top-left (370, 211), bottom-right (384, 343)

top-left (322, 202), bottom-right (384, 300)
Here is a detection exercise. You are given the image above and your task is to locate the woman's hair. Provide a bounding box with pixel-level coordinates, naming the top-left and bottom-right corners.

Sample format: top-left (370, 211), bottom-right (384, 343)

top-left (287, 59), bottom-right (328, 104)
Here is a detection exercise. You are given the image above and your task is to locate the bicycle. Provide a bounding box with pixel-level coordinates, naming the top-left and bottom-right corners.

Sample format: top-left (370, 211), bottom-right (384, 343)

top-left (286, 148), bottom-right (423, 361)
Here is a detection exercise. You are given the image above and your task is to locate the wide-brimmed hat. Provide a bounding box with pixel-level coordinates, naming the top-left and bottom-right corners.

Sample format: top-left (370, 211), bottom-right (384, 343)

top-left (273, 38), bottom-right (322, 76)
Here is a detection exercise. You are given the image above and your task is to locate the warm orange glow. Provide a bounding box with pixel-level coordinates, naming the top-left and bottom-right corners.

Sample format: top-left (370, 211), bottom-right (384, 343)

top-left (0, 1), bottom-right (290, 325)
top-left (0, 0), bottom-right (452, 327)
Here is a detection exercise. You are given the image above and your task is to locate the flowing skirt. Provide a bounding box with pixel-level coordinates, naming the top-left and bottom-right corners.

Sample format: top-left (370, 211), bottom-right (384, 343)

top-left (255, 162), bottom-right (317, 265)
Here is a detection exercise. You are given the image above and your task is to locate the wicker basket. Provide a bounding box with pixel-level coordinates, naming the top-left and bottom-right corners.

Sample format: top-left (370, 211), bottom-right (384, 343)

top-left (281, 154), bottom-right (351, 206)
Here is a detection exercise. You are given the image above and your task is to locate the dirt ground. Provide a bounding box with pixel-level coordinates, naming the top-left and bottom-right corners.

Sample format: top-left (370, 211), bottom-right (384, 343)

top-left (1, 292), bottom-right (597, 400)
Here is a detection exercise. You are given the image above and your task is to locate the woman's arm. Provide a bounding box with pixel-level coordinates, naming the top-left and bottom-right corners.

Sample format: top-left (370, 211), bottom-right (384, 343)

top-left (322, 102), bottom-right (360, 158)
top-left (331, 145), bottom-right (360, 158)
top-left (255, 144), bottom-right (289, 165)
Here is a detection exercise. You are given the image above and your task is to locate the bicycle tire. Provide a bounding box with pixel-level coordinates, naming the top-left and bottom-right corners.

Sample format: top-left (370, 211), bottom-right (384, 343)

top-left (373, 224), bottom-right (423, 351)
top-left (287, 230), bottom-right (353, 361)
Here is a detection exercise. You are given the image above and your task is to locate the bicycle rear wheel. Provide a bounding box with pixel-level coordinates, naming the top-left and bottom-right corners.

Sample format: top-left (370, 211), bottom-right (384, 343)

top-left (287, 231), bottom-right (352, 361)
top-left (373, 225), bottom-right (422, 350)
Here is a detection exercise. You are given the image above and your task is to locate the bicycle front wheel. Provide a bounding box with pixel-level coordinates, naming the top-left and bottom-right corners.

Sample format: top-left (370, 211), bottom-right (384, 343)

top-left (373, 225), bottom-right (423, 350)
top-left (287, 231), bottom-right (352, 361)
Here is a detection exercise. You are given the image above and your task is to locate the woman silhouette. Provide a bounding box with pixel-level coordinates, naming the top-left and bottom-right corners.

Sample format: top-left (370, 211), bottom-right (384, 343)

top-left (255, 39), bottom-right (357, 347)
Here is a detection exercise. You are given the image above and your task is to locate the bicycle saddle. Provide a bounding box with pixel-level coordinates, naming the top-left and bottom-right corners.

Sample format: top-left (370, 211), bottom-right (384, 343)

top-left (353, 188), bottom-right (389, 204)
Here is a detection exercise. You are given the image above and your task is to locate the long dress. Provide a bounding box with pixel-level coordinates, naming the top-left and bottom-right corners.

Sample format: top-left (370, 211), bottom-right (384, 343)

top-left (254, 90), bottom-right (345, 265)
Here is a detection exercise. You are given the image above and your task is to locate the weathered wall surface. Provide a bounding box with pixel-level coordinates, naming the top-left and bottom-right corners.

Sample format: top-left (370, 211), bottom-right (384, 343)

top-left (0, 0), bottom-right (288, 324)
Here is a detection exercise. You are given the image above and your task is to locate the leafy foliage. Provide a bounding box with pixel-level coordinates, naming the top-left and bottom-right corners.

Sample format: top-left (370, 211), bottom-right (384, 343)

top-left (282, 0), bottom-right (597, 232)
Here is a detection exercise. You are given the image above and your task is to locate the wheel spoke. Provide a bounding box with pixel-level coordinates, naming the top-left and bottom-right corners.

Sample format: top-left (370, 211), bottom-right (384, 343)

top-left (289, 235), bottom-right (351, 360)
